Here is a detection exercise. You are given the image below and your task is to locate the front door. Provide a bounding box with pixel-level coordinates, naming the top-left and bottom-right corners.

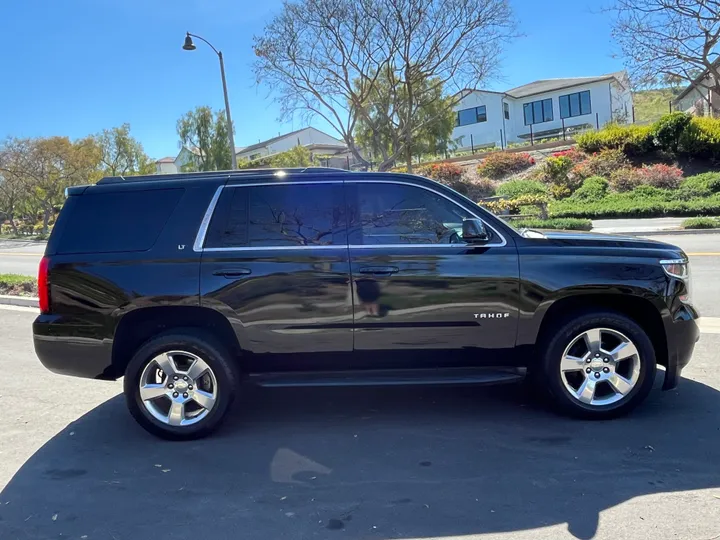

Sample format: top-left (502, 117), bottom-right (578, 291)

top-left (346, 179), bottom-right (519, 367)
top-left (199, 180), bottom-right (353, 370)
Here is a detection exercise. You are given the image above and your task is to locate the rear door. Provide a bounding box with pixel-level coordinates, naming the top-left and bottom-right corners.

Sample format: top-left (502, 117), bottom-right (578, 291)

top-left (346, 178), bottom-right (519, 367)
top-left (198, 179), bottom-right (353, 369)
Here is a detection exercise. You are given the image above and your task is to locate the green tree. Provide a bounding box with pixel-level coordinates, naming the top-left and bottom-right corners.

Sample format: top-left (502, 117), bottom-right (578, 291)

top-left (0, 137), bottom-right (100, 234)
top-left (176, 106), bottom-right (232, 171)
top-left (356, 71), bottom-right (456, 170)
top-left (254, 0), bottom-right (515, 172)
top-left (94, 123), bottom-right (154, 177)
top-left (238, 145), bottom-right (314, 169)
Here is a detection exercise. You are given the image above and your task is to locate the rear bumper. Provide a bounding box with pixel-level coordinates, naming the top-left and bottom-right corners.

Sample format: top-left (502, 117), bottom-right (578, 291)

top-left (662, 306), bottom-right (700, 390)
top-left (33, 315), bottom-right (116, 380)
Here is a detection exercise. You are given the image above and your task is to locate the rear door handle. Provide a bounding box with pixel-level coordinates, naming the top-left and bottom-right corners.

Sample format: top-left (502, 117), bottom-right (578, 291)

top-left (358, 266), bottom-right (399, 276)
top-left (213, 268), bottom-right (252, 278)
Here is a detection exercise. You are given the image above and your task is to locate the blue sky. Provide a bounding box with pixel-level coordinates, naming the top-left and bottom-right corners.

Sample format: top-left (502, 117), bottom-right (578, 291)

top-left (0, 0), bottom-right (622, 160)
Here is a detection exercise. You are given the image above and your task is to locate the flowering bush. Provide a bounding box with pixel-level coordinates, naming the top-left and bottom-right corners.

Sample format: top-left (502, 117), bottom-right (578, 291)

top-left (609, 168), bottom-right (644, 192)
top-left (539, 155), bottom-right (581, 199)
top-left (416, 163), bottom-right (463, 183)
top-left (550, 148), bottom-right (586, 163)
top-left (477, 152), bottom-right (535, 179)
top-left (636, 163), bottom-right (683, 189)
top-left (570, 148), bottom-right (628, 181)
top-left (481, 193), bottom-right (548, 214)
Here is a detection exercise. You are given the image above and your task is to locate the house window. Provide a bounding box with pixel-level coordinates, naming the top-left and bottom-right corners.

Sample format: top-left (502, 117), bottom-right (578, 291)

top-left (523, 98), bottom-right (553, 125)
top-left (456, 106), bottom-right (487, 126)
top-left (504, 102), bottom-right (510, 120)
top-left (559, 90), bottom-right (592, 119)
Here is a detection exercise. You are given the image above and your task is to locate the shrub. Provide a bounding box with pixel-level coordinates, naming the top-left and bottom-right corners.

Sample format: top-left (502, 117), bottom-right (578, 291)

top-left (570, 148), bottom-right (628, 181)
top-left (416, 163), bottom-right (463, 183)
top-left (0, 274), bottom-right (37, 297)
top-left (550, 148), bottom-right (586, 163)
top-left (609, 167), bottom-right (644, 192)
top-left (634, 163), bottom-right (683, 189)
top-left (572, 176), bottom-right (609, 201)
top-left (511, 217), bottom-right (593, 231)
top-left (678, 116), bottom-right (720, 158)
top-left (630, 184), bottom-right (669, 198)
top-left (477, 152), bottom-right (535, 179)
top-left (481, 194), bottom-right (548, 215)
top-left (465, 177), bottom-right (497, 199)
top-left (682, 217), bottom-right (720, 229)
top-left (651, 112), bottom-right (692, 153)
top-left (550, 192), bottom-right (720, 219)
top-left (495, 179), bottom-right (547, 198)
top-left (540, 155), bottom-right (581, 198)
top-left (576, 124), bottom-right (654, 156)
top-left (680, 172), bottom-right (720, 197)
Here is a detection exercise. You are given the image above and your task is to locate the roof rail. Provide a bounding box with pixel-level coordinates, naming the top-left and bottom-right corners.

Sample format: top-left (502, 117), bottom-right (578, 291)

top-left (96, 166), bottom-right (352, 185)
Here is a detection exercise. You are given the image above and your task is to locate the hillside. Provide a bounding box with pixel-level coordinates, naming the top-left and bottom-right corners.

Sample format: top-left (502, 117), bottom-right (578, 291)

top-left (632, 88), bottom-right (681, 123)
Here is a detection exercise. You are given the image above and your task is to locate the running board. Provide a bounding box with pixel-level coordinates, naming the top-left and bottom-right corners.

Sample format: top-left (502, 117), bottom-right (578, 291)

top-left (249, 367), bottom-right (526, 388)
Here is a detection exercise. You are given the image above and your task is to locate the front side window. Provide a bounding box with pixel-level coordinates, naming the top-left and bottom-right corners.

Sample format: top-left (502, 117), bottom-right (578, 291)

top-left (456, 106), bottom-right (487, 126)
top-left (559, 90), bottom-right (592, 119)
top-left (348, 182), bottom-right (474, 245)
top-left (523, 98), bottom-right (553, 125)
top-left (204, 183), bottom-right (345, 248)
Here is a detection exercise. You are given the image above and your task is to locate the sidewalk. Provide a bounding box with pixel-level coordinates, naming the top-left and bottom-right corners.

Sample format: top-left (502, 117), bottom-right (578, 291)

top-left (591, 217), bottom-right (719, 236)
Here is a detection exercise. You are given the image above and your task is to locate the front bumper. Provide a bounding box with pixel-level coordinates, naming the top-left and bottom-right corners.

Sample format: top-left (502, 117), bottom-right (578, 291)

top-left (662, 306), bottom-right (700, 390)
top-left (33, 315), bottom-right (116, 380)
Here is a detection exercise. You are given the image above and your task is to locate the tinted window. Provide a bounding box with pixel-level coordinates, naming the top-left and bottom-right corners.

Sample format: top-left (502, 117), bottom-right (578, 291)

top-left (205, 183), bottom-right (345, 248)
top-left (524, 98), bottom-right (553, 125)
top-left (560, 90), bottom-right (592, 119)
top-left (57, 188), bottom-right (183, 254)
top-left (349, 183), bottom-right (474, 245)
top-left (456, 106), bottom-right (487, 126)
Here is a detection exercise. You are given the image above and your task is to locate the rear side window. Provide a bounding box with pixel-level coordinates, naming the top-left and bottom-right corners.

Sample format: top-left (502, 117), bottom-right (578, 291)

top-left (204, 183), bottom-right (345, 248)
top-left (57, 188), bottom-right (183, 254)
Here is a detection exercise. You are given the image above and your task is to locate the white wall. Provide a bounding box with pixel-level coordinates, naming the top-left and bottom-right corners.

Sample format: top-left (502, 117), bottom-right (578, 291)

top-left (155, 161), bottom-right (178, 174)
top-left (506, 80), bottom-right (619, 143)
top-left (451, 91), bottom-right (506, 150)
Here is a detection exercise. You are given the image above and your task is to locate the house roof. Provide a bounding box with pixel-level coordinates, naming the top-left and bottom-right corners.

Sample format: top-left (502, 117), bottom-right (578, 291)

top-left (156, 156), bottom-right (176, 164)
top-left (673, 60), bottom-right (720, 102)
top-left (238, 127), bottom-right (344, 155)
top-left (506, 72), bottom-right (624, 98)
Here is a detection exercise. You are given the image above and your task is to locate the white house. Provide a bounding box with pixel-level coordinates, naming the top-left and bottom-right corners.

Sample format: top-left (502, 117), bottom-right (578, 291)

top-left (673, 64), bottom-right (720, 116)
top-left (155, 127), bottom-right (349, 173)
top-left (452, 72), bottom-right (633, 150)
top-left (236, 127), bottom-right (347, 161)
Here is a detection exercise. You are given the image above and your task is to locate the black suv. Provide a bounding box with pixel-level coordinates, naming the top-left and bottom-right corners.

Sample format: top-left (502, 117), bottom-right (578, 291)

top-left (33, 168), bottom-right (699, 439)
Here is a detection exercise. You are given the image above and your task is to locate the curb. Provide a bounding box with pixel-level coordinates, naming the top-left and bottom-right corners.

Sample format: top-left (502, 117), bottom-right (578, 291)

top-left (591, 228), bottom-right (720, 237)
top-left (0, 295), bottom-right (39, 308)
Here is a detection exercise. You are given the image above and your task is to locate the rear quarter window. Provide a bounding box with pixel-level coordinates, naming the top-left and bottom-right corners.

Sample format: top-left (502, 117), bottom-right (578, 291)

top-left (56, 188), bottom-right (183, 254)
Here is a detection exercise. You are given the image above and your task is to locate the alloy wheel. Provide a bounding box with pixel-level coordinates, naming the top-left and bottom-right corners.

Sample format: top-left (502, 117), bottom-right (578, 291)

top-left (559, 327), bottom-right (641, 407)
top-left (138, 350), bottom-right (218, 426)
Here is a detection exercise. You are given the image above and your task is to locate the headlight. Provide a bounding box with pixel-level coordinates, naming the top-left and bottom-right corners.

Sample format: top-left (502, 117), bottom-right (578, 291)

top-left (660, 258), bottom-right (692, 304)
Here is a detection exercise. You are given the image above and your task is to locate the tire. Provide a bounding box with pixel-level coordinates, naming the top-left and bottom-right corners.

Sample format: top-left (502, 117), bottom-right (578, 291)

top-left (539, 310), bottom-right (656, 419)
top-left (123, 330), bottom-right (238, 440)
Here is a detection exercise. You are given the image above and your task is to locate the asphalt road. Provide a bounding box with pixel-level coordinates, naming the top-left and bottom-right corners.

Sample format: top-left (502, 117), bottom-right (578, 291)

top-left (1, 234), bottom-right (720, 540)
top-left (0, 240), bottom-right (45, 276)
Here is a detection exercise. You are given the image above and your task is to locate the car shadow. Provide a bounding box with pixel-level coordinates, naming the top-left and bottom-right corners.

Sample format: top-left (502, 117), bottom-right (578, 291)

top-left (1, 375), bottom-right (719, 540)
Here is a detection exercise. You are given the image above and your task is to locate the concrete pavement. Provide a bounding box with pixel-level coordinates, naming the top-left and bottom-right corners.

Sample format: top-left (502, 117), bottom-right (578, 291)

top-left (1, 305), bottom-right (720, 540)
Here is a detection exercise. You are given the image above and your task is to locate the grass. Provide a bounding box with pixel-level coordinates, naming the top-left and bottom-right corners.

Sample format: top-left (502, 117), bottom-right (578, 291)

top-left (0, 274), bottom-right (38, 297)
top-left (682, 217), bottom-right (720, 229)
top-left (511, 217), bottom-right (593, 231)
top-left (632, 88), bottom-right (681, 123)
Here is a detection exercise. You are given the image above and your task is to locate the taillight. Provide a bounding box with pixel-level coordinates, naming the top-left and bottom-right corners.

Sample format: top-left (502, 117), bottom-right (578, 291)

top-left (38, 256), bottom-right (50, 313)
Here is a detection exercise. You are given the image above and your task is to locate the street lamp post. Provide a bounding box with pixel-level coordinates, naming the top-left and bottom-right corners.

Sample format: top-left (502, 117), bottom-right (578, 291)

top-left (183, 32), bottom-right (238, 170)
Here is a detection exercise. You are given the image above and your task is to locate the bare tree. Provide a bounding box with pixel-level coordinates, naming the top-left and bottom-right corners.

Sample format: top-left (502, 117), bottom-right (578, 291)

top-left (254, 0), bottom-right (515, 171)
top-left (610, 0), bottom-right (720, 110)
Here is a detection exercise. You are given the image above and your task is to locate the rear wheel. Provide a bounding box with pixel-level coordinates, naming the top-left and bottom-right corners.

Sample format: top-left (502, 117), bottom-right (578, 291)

top-left (124, 331), bottom-right (238, 440)
top-left (540, 310), bottom-right (656, 419)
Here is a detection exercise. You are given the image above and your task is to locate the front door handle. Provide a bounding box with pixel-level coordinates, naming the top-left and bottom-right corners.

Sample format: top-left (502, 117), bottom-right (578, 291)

top-left (213, 268), bottom-right (252, 278)
top-left (358, 266), bottom-right (399, 276)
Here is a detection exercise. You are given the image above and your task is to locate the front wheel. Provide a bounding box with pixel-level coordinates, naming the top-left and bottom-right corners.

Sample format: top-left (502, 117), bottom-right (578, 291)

top-left (540, 311), bottom-right (656, 419)
top-left (124, 331), bottom-right (238, 440)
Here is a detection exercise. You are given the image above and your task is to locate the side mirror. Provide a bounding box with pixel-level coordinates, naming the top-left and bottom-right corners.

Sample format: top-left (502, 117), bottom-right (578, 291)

top-left (462, 218), bottom-right (490, 243)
